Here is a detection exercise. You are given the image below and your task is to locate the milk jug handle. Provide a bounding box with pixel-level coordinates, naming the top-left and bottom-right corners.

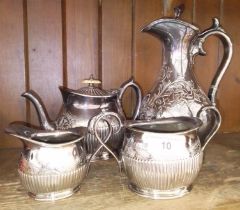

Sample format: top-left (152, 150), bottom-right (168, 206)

top-left (196, 105), bottom-right (221, 151)
top-left (88, 111), bottom-right (122, 169)
top-left (196, 18), bottom-right (233, 106)
top-left (119, 77), bottom-right (142, 120)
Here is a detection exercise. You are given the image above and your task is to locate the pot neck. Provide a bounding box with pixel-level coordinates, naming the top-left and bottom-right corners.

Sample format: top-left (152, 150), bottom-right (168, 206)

top-left (144, 19), bottom-right (199, 79)
top-left (161, 30), bottom-right (197, 79)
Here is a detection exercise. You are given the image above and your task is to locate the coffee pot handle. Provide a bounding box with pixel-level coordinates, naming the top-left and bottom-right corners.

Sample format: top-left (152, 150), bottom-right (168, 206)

top-left (196, 18), bottom-right (233, 106)
top-left (119, 77), bottom-right (142, 120)
top-left (196, 105), bottom-right (221, 151)
top-left (88, 111), bottom-right (122, 169)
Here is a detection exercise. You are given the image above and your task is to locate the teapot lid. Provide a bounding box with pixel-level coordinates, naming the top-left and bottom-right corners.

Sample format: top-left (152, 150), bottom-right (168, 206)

top-left (75, 75), bottom-right (117, 97)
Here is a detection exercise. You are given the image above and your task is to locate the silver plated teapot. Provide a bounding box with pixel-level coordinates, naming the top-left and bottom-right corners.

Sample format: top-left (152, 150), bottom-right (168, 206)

top-left (138, 5), bottom-right (232, 145)
top-left (93, 110), bottom-right (221, 199)
top-left (5, 114), bottom-right (118, 201)
top-left (22, 75), bottom-right (142, 160)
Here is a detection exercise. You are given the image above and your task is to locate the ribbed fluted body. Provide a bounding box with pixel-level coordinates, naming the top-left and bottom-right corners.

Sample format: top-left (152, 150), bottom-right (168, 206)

top-left (121, 117), bottom-right (204, 199)
top-left (123, 153), bottom-right (203, 199)
top-left (18, 165), bottom-right (88, 201)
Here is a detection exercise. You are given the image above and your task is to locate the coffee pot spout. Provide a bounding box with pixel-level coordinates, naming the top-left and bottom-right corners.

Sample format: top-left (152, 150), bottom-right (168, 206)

top-left (22, 90), bottom-right (55, 130)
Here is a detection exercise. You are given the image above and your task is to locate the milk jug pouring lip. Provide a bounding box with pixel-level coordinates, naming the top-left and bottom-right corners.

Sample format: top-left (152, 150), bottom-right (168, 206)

top-left (5, 123), bottom-right (87, 147)
top-left (5, 114), bottom-right (118, 162)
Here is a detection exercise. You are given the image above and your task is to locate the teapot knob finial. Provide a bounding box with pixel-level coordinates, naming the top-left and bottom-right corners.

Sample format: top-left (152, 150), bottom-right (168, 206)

top-left (82, 74), bottom-right (101, 86)
top-left (174, 4), bottom-right (185, 19)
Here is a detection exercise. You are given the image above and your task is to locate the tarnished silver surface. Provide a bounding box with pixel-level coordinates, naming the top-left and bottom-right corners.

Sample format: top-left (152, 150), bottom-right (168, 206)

top-left (22, 76), bottom-right (142, 160)
top-left (118, 116), bottom-right (218, 199)
top-left (5, 123), bottom-right (88, 200)
top-left (1, 137), bottom-right (240, 209)
top-left (91, 112), bottom-right (217, 199)
top-left (86, 126), bottom-right (123, 161)
top-left (138, 6), bottom-right (232, 146)
top-left (18, 166), bottom-right (88, 201)
top-left (124, 154), bottom-right (203, 199)
top-left (5, 118), bottom-right (115, 201)
top-left (88, 111), bottom-right (123, 168)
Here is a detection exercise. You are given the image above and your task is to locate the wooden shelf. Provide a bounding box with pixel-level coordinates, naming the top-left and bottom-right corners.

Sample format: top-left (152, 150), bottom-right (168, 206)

top-left (0, 133), bottom-right (239, 210)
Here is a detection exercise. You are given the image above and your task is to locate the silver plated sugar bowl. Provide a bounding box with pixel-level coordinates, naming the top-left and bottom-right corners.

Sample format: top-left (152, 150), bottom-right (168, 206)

top-left (94, 109), bottom-right (221, 199)
top-left (5, 117), bottom-right (116, 201)
top-left (22, 75), bottom-right (142, 160)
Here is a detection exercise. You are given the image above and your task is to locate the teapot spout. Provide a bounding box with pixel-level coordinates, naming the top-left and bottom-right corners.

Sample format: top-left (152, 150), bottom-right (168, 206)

top-left (22, 90), bottom-right (55, 130)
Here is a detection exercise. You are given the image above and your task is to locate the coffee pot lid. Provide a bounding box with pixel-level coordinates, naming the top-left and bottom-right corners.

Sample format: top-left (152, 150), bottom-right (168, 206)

top-left (75, 74), bottom-right (114, 97)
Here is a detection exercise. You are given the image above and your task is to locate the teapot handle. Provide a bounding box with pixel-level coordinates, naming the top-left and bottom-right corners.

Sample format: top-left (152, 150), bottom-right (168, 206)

top-left (196, 105), bottom-right (221, 151)
top-left (195, 18), bottom-right (233, 106)
top-left (88, 111), bottom-right (122, 169)
top-left (119, 77), bottom-right (142, 120)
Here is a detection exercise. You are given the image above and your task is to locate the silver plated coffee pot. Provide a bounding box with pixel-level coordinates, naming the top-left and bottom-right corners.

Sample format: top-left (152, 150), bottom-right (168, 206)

top-left (22, 75), bottom-right (142, 160)
top-left (138, 5), bottom-right (232, 145)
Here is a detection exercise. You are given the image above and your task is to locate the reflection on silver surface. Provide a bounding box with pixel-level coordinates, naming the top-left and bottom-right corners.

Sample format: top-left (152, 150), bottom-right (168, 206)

top-left (22, 76), bottom-right (142, 159)
top-left (5, 116), bottom-right (116, 201)
top-left (123, 153), bottom-right (203, 199)
top-left (93, 112), bottom-right (211, 199)
top-left (138, 5), bottom-right (231, 147)
top-left (18, 165), bottom-right (88, 201)
top-left (119, 116), bottom-right (214, 199)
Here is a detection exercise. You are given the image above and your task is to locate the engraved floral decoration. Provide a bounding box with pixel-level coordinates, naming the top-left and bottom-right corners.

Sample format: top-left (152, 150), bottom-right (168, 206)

top-left (55, 110), bottom-right (75, 130)
top-left (139, 64), bottom-right (209, 120)
top-left (123, 135), bottom-right (152, 161)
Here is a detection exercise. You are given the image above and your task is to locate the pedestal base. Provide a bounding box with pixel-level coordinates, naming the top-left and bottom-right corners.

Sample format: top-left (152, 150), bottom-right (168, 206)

top-left (28, 186), bottom-right (80, 201)
top-left (128, 183), bottom-right (192, 200)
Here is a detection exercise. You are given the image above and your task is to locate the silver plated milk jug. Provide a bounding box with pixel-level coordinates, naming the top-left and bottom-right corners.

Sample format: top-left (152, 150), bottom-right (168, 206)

top-left (138, 5), bottom-right (232, 145)
top-left (5, 114), bottom-right (118, 201)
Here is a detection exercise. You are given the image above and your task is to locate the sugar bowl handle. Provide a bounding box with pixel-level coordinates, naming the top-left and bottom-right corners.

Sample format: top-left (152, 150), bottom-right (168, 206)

top-left (88, 111), bottom-right (122, 169)
top-left (197, 105), bottom-right (221, 151)
top-left (119, 77), bottom-right (142, 120)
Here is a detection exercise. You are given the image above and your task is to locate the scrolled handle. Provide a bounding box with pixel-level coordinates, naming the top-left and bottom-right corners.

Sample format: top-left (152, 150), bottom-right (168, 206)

top-left (196, 105), bottom-right (221, 151)
top-left (194, 18), bottom-right (233, 105)
top-left (118, 77), bottom-right (142, 120)
top-left (88, 111), bottom-right (122, 169)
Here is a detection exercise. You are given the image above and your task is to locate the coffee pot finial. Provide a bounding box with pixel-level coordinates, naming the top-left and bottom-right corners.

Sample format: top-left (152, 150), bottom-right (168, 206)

top-left (174, 4), bottom-right (185, 19)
